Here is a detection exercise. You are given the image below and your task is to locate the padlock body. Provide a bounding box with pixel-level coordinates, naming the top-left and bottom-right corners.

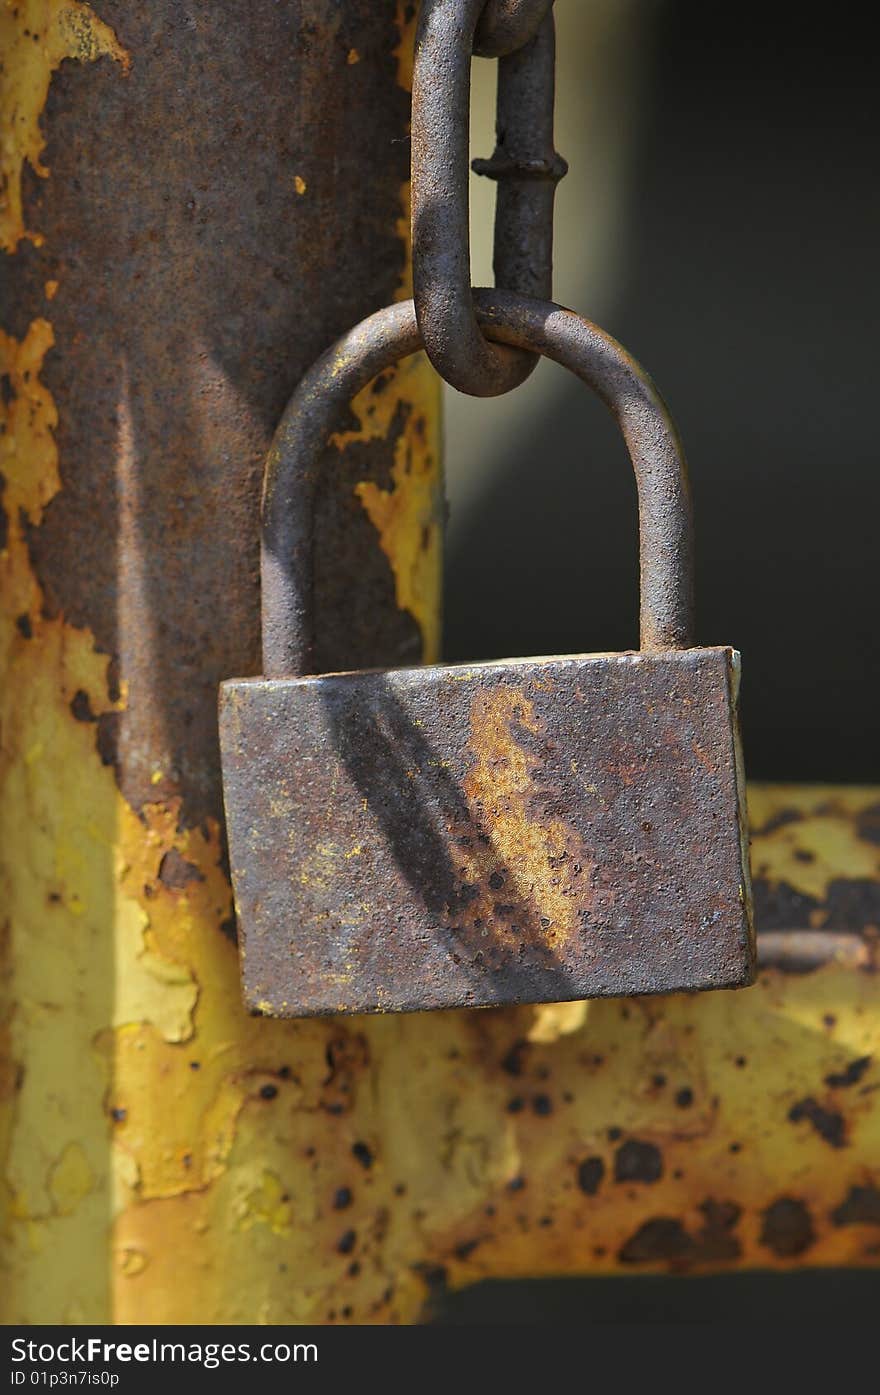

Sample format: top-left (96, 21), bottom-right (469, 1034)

top-left (219, 648), bottom-right (754, 1016)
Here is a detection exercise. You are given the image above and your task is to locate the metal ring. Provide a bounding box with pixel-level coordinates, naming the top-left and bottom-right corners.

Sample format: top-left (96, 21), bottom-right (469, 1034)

top-left (473, 0), bottom-right (554, 58)
top-left (261, 291), bottom-right (694, 678)
top-left (412, 0), bottom-right (536, 396)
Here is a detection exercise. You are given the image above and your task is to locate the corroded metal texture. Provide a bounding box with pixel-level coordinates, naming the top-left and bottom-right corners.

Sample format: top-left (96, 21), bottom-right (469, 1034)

top-left (473, 0), bottom-right (553, 58)
top-left (472, 14), bottom-right (568, 302)
top-left (3, 0), bottom-right (878, 1331)
top-left (224, 288), bottom-right (747, 1016)
top-left (222, 648), bottom-right (753, 1015)
top-left (104, 788), bottom-right (880, 1318)
top-left (260, 291), bottom-right (694, 680)
top-left (0, 0), bottom-right (440, 1324)
top-left (2, 0), bottom-right (435, 830)
top-left (412, 0), bottom-right (564, 395)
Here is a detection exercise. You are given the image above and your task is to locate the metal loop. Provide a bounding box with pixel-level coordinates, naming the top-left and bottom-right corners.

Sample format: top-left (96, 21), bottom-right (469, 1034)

top-left (472, 11), bottom-right (567, 302)
top-left (261, 292), bottom-right (694, 678)
top-left (411, 0), bottom-right (564, 396)
top-left (473, 0), bottom-right (553, 58)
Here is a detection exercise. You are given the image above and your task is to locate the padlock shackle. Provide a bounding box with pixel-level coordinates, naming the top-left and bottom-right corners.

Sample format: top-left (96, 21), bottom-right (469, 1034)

top-left (261, 291), bottom-right (693, 678)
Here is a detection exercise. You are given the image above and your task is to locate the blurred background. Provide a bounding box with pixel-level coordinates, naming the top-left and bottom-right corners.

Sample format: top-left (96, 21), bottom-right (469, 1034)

top-left (444, 0), bottom-right (878, 785)
top-left (439, 0), bottom-right (878, 1321)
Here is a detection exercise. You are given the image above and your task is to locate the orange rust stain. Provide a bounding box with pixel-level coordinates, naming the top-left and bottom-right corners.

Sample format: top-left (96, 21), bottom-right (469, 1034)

top-left (456, 686), bottom-right (595, 953)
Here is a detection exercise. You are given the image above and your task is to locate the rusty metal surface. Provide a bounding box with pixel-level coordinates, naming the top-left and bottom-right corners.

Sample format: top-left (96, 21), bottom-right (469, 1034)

top-left (1, 0), bottom-right (424, 830)
top-left (260, 289), bottom-right (694, 680)
top-left (221, 647), bottom-right (752, 1016)
top-left (472, 13), bottom-right (567, 303)
top-left (221, 288), bottom-right (749, 1017)
top-left (473, 0), bottom-right (553, 58)
top-left (411, 0), bottom-right (564, 395)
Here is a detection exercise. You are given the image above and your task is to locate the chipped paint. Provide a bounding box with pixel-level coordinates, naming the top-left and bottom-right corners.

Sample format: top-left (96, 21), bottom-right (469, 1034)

top-left (1, 1), bottom-right (447, 1323)
top-left (748, 785), bottom-right (880, 900)
top-left (392, 0), bottom-right (418, 300)
top-left (342, 358), bottom-right (442, 663)
top-left (341, 0), bottom-right (443, 662)
top-left (1, 313), bottom-right (125, 1319)
top-left (3, 0), bottom-right (879, 1331)
top-left (0, 0), bottom-right (130, 252)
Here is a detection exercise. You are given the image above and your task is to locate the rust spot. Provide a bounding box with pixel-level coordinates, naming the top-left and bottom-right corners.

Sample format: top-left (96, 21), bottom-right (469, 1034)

top-left (750, 878), bottom-right (821, 930)
top-left (157, 849), bottom-right (204, 889)
top-left (576, 1156), bottom-right (604, 1196)
top-left (614, 1139), bottom-right (663, 1184)
top-left (619, 1200), bottom-right (741, 1267)
top-left (336, 1229), bottom-right (357, 1255)
top-left (760, 1197), bottom-right (815, 1257)
top-left (788, 1097), bottom-right (847, 1148)
top-left (321, 1032), bottom-right (370, 1116)
top-left (752, 808), bottom-right (802, 836)
top-left (351, 1141), bottom-right (374, 1170)
top-left (695, 1200), bottom-right (742, 1263)
top-left (831, 1185), bottom-right (880, 1227)
top-left (454, 1237), bottom-right (481, 1260)
top-left (333, 1187), bottom-right (353, 1211)
top-left (619, 1218), bottom-right (690, 1264)
top-left (824, 1056), bottom-right (872, 1089)
top-left (532, 1093), bottom-right (553, 1116)
top-left (823, 879), bottom-right (880, 931)
top-left (501, 1040), bottom-right (529, 1076)
top-left (675, 1086), bottom-right (694, 1109)
top-left (69, 688), bottom-right (96, 722)
top-left (855, 803), bottom-right (880, 847)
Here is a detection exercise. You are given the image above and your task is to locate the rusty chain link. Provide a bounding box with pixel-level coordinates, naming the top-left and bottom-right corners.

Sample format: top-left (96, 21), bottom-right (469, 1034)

top-left (411, 0), bottom-right (566, 396)
top-left (473, 0), bottom-right (553, 57)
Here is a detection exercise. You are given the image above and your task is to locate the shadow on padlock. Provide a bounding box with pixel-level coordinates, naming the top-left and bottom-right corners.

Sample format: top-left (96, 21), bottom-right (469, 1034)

top-left (219, 289), bottom-right (755, 1017)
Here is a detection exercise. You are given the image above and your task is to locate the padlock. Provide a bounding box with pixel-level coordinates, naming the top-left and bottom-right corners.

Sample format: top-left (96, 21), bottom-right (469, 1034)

top-left (219, 291), bottom-right (755, 1017)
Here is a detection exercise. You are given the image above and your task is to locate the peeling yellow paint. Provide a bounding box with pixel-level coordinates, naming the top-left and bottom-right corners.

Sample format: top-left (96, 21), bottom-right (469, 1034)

top-left (235, 1168), bottom-right (293, 1236)
top-left (118, 1246), bottom-right (147, 1277)
top-left (748, 785), bottom-right (880, 900)
top-left (392, 0), bottom-right (418, 300)
top-left (4, 319), bottom-right (880, 1322)
top-left (3, 0), bottom-right (880, 1331)
top-left (0, 0), bottom-right (130, 252)
top-left (334, 354), bottom-right (442, 663)
top-left (528, 1000), bottom-right (590, 1044)
top-left (323, 1), bottom-right (445, 664)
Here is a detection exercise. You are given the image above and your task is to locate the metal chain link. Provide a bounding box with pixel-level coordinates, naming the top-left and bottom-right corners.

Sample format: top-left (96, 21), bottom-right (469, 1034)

top-left (411, 0), bottom-right (566, 397)
top-left (472, 13), bottom-right (567, 302)
top-left (473, 0), bottom-right (553, 57)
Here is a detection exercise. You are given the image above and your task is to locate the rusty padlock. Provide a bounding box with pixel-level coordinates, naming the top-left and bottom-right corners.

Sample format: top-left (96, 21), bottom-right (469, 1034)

top-left (219, 290), bottom-right (755, 1017)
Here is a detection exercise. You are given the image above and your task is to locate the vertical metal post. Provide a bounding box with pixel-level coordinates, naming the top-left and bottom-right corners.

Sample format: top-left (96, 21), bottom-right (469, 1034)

top-left (1, 1), bottom-right (440, 1322)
